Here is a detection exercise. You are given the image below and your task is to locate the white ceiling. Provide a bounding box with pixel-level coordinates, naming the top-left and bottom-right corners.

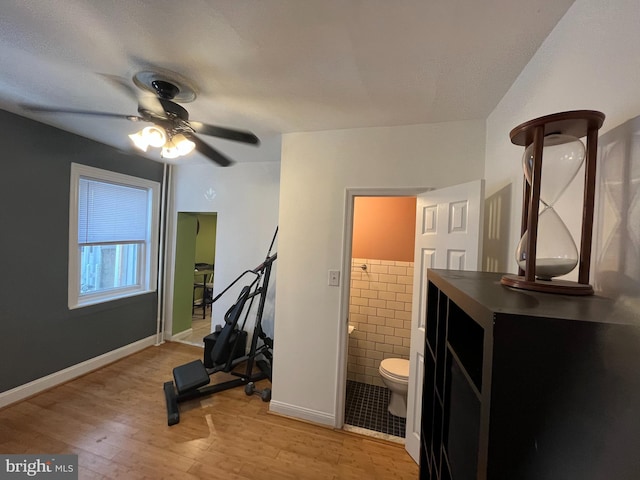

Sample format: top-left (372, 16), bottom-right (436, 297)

top-left (0, 0), bottom-right (575, 165)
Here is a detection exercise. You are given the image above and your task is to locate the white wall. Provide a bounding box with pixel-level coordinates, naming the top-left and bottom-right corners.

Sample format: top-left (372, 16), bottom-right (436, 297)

top-left (485, 0), bottom-right (640, 276)
top-left (165, 160), bottom-right (281, 339)
top-left (272, 120), bottom-right (485, 424)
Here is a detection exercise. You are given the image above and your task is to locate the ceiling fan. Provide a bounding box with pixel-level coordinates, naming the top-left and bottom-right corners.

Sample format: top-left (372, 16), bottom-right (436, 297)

top-left (20, 71), bottom-right (259, 167)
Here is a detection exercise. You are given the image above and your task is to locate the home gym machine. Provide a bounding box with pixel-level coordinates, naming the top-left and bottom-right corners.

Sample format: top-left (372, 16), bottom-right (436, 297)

top-left (163, 229), bottom-right (277, 426)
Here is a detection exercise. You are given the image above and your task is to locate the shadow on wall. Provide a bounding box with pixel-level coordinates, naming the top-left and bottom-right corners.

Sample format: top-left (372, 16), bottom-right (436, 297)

top-left (262, 274), bottom-right (276, 340)
top-left (594, 115), bottom-right (640, 303)
top-left (483, 183), bottom-right (512, 273)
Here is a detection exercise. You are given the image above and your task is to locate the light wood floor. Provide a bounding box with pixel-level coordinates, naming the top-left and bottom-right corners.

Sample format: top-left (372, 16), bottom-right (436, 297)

top-left (0, 342), bottom-right (418, 479)
top-left (180, 316), bottom-right (212, 346)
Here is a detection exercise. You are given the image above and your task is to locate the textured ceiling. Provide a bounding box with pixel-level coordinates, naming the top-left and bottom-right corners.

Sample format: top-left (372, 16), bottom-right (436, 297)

top-left (0, 0), bottom-right (575, 164)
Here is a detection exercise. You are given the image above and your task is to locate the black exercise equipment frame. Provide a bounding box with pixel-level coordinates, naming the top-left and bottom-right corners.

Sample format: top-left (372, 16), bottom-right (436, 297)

top-left (164, 228), bottom-right (277, 426)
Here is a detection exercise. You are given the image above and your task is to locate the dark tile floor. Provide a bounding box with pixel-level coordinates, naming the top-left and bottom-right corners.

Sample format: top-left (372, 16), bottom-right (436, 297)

top-left (345, 380), bottom-right (406, 438)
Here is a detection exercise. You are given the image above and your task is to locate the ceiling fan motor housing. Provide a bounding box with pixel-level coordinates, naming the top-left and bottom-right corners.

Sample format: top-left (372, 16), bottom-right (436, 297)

top-left (152, 80), bottom-right (180, 100)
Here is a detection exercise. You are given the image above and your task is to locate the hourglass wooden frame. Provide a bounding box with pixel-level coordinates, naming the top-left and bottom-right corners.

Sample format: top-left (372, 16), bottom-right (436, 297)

top-left (501, 110), bottom-right (605, 295)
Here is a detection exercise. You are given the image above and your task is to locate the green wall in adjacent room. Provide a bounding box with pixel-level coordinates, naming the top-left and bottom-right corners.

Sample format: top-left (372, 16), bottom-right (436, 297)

top-left (172, 213), bottom-right (198, 335)
top-left (195, 214), bottom-right (217, 266)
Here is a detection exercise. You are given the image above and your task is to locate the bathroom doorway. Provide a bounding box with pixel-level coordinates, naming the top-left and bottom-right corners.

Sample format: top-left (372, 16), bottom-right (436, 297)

top-left (338, 181), bottom-right (485, 459)
top-left (342, 192), bottom-right (419, 443)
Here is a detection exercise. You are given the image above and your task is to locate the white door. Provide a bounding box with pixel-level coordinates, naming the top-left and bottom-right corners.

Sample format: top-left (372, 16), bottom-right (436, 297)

top-left (405, 179), bottom-right (485, 463)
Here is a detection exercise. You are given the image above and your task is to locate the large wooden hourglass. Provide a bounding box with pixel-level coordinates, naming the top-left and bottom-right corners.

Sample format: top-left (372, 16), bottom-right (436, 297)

top-left (501, 110), bottom-right (605, 295)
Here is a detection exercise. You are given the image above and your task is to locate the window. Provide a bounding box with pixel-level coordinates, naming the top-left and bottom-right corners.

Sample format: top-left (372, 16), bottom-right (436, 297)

top-left (69, 163), bottom-right (160, 309)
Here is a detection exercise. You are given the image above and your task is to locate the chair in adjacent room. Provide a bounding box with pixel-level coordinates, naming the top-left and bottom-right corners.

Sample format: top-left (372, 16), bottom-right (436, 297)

top-left (193, 264), bottom-right (214, 319)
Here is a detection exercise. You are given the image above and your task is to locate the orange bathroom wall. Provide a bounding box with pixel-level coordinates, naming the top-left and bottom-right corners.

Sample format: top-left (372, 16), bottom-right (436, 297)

top-left (352, 196), bottom-right (417, 262)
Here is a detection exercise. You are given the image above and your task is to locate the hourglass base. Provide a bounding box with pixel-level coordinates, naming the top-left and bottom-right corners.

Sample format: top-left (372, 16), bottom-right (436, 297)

top-left (501, 274), bottom-right (594, 296)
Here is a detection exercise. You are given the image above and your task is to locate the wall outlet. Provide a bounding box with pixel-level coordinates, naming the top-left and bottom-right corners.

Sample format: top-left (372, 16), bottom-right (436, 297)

top-left (328, 270), bottom-right (340, 286)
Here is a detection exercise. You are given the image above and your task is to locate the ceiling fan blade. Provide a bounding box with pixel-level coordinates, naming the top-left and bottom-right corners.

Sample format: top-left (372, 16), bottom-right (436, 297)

top-left (190, 121), bottom-right (260, 145)
top-left (19, 104), bottom-right (144, 122)
top-left (99, 74), bottom-right (139, 100)
top-left (186, 133), bottom-right (234, 167)
top-left (100, 73), bottom-right (165, 118)
top-left (137, 94), bottom-right (166, 118)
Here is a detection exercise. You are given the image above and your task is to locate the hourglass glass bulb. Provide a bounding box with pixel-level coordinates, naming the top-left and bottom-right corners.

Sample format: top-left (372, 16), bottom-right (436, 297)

top-left (523, 134), bottom-right (585, 206)
top-left (516, 205), bottom-right (579, 280)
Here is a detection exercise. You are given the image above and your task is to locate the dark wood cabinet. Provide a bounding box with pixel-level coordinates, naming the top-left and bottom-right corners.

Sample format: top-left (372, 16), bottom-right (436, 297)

top-left (420, 269), bottom-right (640, 480)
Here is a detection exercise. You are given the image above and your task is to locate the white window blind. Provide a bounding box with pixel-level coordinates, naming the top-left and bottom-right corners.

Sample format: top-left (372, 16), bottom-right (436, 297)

top-left (78, 179), bottom-right (149, 244)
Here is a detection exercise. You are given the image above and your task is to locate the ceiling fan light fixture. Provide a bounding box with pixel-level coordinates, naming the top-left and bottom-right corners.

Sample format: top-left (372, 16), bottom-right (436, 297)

top-left (129, 125), bottom-right (167, 152)
top-left (161, 134), bottom-right (196, 159)
top-left (142, 125), bottom-right (167, 148)
top-left (173, 134), bottom-right (196, 155)
top-left (128, 131), bottom-right (149, 152)
top-left (161, 146), bottom-right (180, 159)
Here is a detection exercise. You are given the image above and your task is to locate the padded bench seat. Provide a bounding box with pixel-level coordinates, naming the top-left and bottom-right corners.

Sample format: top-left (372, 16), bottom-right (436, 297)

top-left (173, 360), bottom-right (210, 394)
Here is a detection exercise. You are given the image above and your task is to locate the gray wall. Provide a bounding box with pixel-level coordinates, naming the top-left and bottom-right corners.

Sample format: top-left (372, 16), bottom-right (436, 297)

top-left (0, 109), bottom-right (164, 393)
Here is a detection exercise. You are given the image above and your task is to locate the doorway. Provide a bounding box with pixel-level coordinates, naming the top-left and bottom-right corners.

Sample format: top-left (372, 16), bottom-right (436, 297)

top-left (338, 181), bottom-right (485, 460)
top-left (341, 192), bottom-right (419, 443)
top-left (172, 212), bottom-right (217, 346)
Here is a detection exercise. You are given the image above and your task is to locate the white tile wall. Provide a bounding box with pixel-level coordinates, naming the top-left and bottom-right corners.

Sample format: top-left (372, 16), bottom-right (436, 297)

top-left (347, 258), bottom-right (414, 386)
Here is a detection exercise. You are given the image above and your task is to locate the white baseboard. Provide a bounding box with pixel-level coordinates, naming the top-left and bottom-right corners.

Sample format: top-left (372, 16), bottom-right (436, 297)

top-left (0, 335), bottom-right (157, 409)
top-left (170, 328), bottom-right (193, 342)
top-left (269, 400), bottom-right (336, 427)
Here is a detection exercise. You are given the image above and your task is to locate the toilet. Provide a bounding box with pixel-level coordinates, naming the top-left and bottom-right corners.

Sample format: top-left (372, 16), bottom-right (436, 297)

top-left (379, 358), bottom-right (410, 418)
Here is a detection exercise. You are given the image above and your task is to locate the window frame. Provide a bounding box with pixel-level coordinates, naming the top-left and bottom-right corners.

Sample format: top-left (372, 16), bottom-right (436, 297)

top-left (68, 163), bottom-right (160, 309)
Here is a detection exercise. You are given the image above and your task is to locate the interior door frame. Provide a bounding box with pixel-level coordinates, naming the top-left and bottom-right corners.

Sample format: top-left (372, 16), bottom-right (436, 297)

top-left (335, 186), bottom-right (433, 429)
